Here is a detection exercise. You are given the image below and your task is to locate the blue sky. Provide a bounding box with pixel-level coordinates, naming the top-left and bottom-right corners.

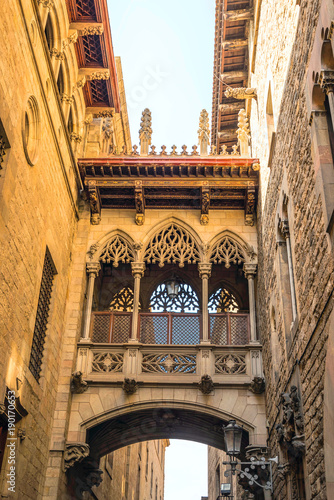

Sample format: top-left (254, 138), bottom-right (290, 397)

top-left (107, 0), bottom-right (215, 150)
top-left (106, 1), bottom-right (215, 497)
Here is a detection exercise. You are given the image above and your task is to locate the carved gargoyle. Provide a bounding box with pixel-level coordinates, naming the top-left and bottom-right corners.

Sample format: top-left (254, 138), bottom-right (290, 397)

top-left (198, 375), bottom-right (214, 394)
top-left (70, 371), bottom-right (88, 394)
top-left (250, 376), bottom-right (265, 394)
top-left (122, 378), bottom-right (138, 395)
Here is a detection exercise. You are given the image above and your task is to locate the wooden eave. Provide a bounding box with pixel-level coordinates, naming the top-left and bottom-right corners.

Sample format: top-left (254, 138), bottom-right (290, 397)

top-left (211, 0), bottom-right (252, 153)
top-left (66, 0), bottom-right (120, 111)
top-left (79, 156), bottom-right (259, 212)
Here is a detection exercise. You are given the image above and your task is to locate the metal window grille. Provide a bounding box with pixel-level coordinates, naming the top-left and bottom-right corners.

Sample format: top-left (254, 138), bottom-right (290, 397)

top-left (29, 249), bottom-right (56, 381)
top-left (230, 315), bottom-right (249, 344)
top-left (171, 315), bottom-right (201, 344)
top-left (91, 312), bottom-right (132, 343)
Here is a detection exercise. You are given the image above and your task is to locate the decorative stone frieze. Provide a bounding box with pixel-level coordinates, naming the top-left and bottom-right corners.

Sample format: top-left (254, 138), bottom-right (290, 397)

top-left (38, 0), bottom-right (54, 8)
top-left (70, 132), bottom-right (82, 143)
top-left (60, 93), bottom-right (74, 104)
top-left (64, 443), bottom-right (90, 471)
top-left (81, 26), bottom-right (104, 36)
top-left (49, 48), bottom-right (65, 60)
top-left (86, 70), bottom-right (110, 81)
top-left (142, 353), bottom-right (197, 374)
top-left (224, 87), bottom-right (257, 100)
top-left (62, 31), bottom-right (78, 50)
top-left (70, 371), bottom-right (88, 394)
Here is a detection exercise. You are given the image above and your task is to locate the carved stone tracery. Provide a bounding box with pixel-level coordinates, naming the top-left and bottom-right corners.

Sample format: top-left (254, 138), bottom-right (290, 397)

top-left (99, 235), bottom-right (135, 267)
top-left (142, 353), bottom-right (196, 374)
top-left (209, 236), bottom-right (246, 268)
top-left (144, 224), bottom-right (200, 268)
top-left (215, 353), bottom-right (246, 374)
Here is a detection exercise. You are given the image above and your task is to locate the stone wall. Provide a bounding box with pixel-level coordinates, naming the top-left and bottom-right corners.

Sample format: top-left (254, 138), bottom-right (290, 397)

top-left (0, 0), bottom-right (80, 497)
top-left (249, 0), bottom-right (334, 498)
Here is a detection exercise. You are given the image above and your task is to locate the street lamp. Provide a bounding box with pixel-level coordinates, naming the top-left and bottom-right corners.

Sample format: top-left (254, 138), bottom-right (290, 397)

top-left (165, 274), bottom-right (181, 298)
top-left (223, 420), bottom-right (243, 457)
top-left (222, 420), bottom-right (278, 493)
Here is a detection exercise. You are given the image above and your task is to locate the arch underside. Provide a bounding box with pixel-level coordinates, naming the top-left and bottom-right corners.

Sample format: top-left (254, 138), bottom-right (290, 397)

top-left (86, 405), bottom-right (250, 459)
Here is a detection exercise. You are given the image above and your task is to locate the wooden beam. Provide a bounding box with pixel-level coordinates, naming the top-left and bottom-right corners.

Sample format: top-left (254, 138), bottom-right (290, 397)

top-left (222, 39), bottom-right (248, 50)
top-left (223, 9), bottom-right (253, 22)
top-left (219, 102), bottom-right (244, 112)
top-left (220, 70), bottom-right (248, 83)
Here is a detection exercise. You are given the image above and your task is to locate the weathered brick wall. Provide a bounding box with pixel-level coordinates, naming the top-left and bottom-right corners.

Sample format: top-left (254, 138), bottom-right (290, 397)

top-left (252, 0), bottom-right (334, 498)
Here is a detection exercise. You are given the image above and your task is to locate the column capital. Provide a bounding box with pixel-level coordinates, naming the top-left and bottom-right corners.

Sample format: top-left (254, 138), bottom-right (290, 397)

top-left (319, 69), bottom-right (334, 95)
top-left (131, 262), bottom-right (145, 278)
top-left (198, 262), bottom-right (212, 278)
top-left (278, 218), bottom-right (290, 239)
top-left (243, 263), bottom-right (257, 279)
top-left (86, 262), bottom-right (100, 276)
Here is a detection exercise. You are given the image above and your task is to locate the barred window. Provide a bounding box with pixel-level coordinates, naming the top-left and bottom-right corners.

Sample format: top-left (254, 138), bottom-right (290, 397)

top-left (29, 249), bottom-right (57, 381)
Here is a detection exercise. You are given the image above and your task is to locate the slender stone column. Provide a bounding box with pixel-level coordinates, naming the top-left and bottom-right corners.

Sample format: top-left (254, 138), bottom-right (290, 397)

top-left (81, 262), bottom-right (100, 340)
top-left (198, 263), bottom-right (212, 343)
top-left (243, 263), bottom-right (258, 343)
top-left (280, 220), bottom-right (297, 321)
top-left (131, 262), bottom-right (145, 341)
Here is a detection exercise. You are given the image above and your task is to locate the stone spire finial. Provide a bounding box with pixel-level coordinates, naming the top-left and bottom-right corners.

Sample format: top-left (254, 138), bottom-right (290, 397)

top-left (237, 109), bottom-right (250, 157)
top-left (139, 108), bottom-right (152, 156)
top-left (198, 109), bottom-right (210, 156)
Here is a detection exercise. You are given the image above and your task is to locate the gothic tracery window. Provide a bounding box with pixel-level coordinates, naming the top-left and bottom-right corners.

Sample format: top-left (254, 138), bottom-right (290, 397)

top-left (150, 283), bottom-right (199, 313)
top-left (144, 224), bottom-right (200, 268)
top-left (208, 287), bottom-right (240, 313)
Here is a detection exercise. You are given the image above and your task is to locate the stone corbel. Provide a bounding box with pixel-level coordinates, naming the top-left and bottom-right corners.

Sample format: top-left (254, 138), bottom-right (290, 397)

top-left (70, 371), bottom-right (88, 394)
top-left (200, 186), bottom-right (210, 225)
top-left (60, 93), bottom-right (74, 105)
top-left (134, 181), bottom-right (145, 226)
top-left (198, 374), bottom-right (214, 394)
top-left (63, 443), bottom-right (90, 471)
top-left (245, 186), bottom-right (256, 226)
top-left (88, 181), bottom-right (101, 225)
top-left (122, 378), bottom-right (138, 395)
top-left (250, 376), bottom-right (265, 394)
top-left (224, 87), bottom-right (257, 100)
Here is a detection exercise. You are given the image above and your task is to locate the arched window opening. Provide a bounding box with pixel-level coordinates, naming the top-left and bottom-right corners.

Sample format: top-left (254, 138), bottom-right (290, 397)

top-left (150, 282), bottom-right (199, 313)
top-left (208, 286), bottom-right (240, 313)
top-left (67, 106), bottom-right (74, 135)
top-left (57, 64), bottom-right (65, 96)
top-left (44, 15), bottom-right (54, 51)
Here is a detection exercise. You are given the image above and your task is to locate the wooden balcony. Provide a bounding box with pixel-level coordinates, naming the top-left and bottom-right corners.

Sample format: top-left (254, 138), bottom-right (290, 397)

top-left (89, 311), bottom-right (250, 346)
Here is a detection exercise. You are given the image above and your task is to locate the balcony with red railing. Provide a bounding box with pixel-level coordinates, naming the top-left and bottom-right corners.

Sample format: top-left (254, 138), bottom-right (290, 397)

top-left (89, 311), bottom-right (250, 346)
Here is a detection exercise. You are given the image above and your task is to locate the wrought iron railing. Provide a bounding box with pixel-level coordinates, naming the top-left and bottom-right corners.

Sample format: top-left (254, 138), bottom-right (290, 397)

top-left (90, 312), bottom-right (250, 345)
